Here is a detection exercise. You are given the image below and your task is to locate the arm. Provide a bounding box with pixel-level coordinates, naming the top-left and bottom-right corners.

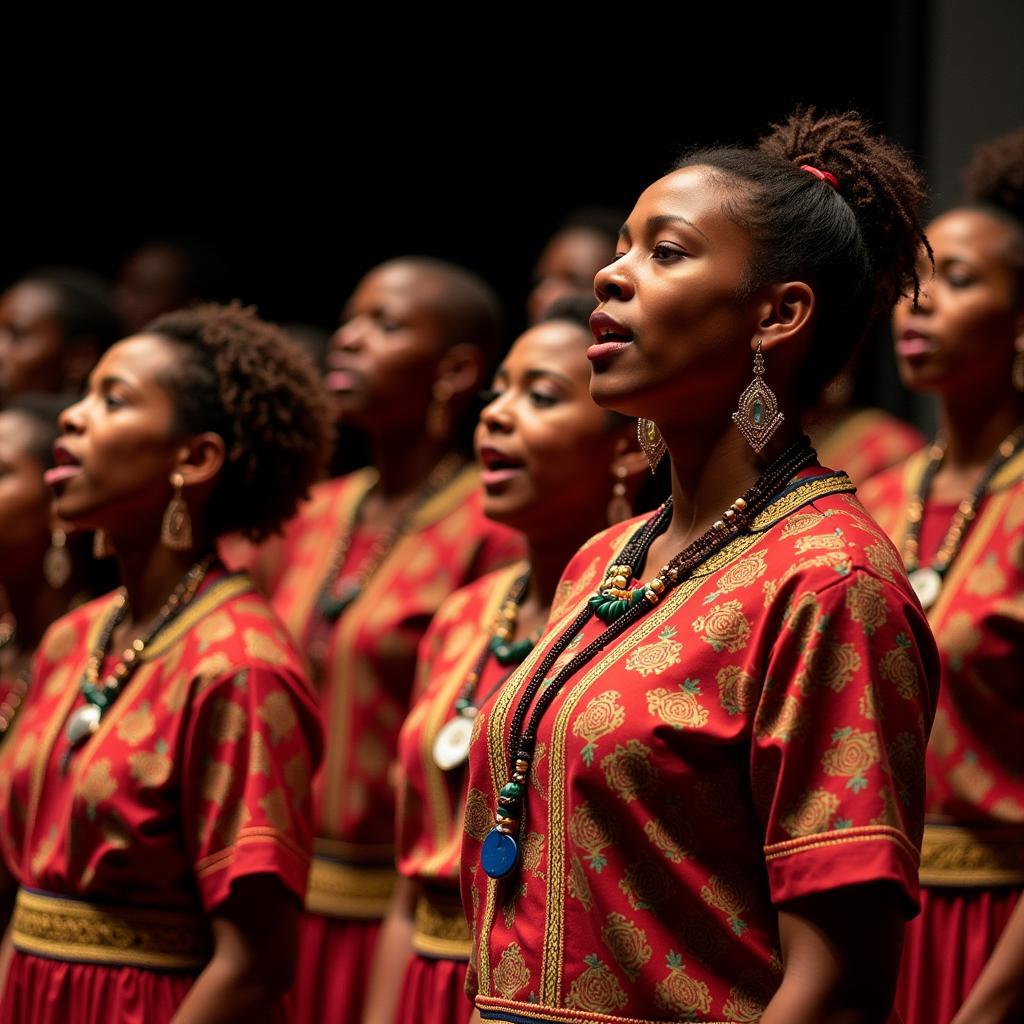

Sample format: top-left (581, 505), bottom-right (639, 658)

top-left (760, 884), bottom-right (904, 1024)
top-left (950, 896), bottom-right (1024, 1024)
top-left (170, 875), bottom-right (299, 1024)
top-left (361, 876), bottom-right (419, 1024)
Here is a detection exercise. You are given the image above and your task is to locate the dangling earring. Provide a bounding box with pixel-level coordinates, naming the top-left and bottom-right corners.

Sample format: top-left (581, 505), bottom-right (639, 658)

top-left (733, 338), bottom-right (784, 453)
top-left (93, 529), bottom-right (113, 559)
top-left (637, 419), bottom-right (666, 473)
top-left (606, 463), bottom-right (632, 525)
top-left (161, 472), bottom-right (193, 551)
top-left (427, 380), bottom-right (453, 442)
top-left (1013, 346), bottom-right (1024, 393)
top-left (43, 528), bottom-right (72, 589)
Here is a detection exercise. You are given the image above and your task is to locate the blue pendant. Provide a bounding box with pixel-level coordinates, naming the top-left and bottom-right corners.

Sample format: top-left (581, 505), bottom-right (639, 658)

top-left (481, 828), bottom-right (520, 879)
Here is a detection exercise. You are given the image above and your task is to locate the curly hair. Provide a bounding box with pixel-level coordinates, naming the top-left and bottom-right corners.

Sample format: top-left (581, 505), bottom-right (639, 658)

top-left (147, 302), bottom-right (332, 542)
top-left (674, 108), bottom-right (931, 401)
top-left (962, 128), bottom-right (1024, 299)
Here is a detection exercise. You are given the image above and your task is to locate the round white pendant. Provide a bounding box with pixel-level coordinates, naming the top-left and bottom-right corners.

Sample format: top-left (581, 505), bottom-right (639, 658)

top-left (432, 715), bottom-right (474, 770)
top-left (66, 704), bottom-right (101, 747)
top-left (908, 566), bottom-right (943, 611)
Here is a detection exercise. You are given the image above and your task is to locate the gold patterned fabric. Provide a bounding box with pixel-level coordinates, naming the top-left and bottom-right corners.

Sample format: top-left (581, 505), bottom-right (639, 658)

top-left (11, 888), bottom-right (212, 970)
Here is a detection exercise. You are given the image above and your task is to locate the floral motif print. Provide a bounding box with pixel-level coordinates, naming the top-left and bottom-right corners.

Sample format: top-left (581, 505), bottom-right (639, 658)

top-left (779, 787), bottom-right (840, 837)
top-left (654, 950), bottom-right (713, 1017)
top-left (601, 739), bottom-right (659, 803)
top-left (565, 953), bottom-right (628, 1012)
top-left (822, 727), bottom-right (881, 792)
top-left (572, 690), bottom-right (625, 766)
top-left (878, 632), bottom-right (921, 699)
top-left (716, 665), bottom-right (758, 716)
top-left (625, 627), bottom-right (683, 677)
top-left (601, 913), bottom-right (652, 983)
top-left (645, 678), bottom-right (708, 729)
top-left (493, 943), bottom-right (531, 999)
top-left (568, 801), bottom-right (618, 872)
top-left (691, 600), bottom-right (751, 653)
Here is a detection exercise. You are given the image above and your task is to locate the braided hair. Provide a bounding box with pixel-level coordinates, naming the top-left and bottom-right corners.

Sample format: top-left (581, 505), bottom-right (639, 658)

top-left (674, 108), bottom-right (931, 401)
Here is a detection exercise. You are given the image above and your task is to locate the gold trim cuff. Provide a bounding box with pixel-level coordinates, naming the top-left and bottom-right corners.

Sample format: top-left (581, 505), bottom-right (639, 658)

top-left (920, 822), bottom-right (1024, 887)
top-left (412, 889), bottom-right (472, 960)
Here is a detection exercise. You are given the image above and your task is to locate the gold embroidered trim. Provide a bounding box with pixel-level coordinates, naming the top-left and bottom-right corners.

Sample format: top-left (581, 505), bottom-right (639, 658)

top-left (412, 888), bottom-right (472, 959)
top-left (919, 823), bottom-right (1024, 887)
top-left (305, 854), bottom-right (396, 919)
top-left (145, 574), bottom-right (254, 659)
top-left (764, 824), bottom-right (918, 866)
top-left (11, 888), bottom-right (211, 970)
top-left (475, 995), bottom-right (737, 1024)
top-left (751, 471), bottom-right (856, 530)
top-left (313, 836), bottom-right (395, 864)
top-left (412, 465), bottom-right (483, 529)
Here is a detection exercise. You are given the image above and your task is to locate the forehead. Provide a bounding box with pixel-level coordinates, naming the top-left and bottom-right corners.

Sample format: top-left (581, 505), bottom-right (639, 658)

top-left (539, 229), bottom-right (613, 272)
top-left (505, 321), bottom-right (591, 378)
top-left (927, 208), bottom-right (1019, 260)
top-left (629, 166), bottom-right (744, 238)
top-left (92, 333), bottom-right (182, 384)
top-left (0, 281), bottom-right (61, 322)
top-left (353, 263), bottom-right (446, 311)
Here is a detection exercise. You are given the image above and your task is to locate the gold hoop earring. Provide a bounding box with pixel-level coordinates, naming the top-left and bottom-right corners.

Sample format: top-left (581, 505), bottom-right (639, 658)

top-left (733, 338), bottom-right (784, 453)
top-left (606, 463), bottom-right (632, 525)
top-left (161, 472), bottom-right (193, 551)
top-left (44, 528), bottom-right (72, 589)
top-left (637, 419), bottom-right (666, 473)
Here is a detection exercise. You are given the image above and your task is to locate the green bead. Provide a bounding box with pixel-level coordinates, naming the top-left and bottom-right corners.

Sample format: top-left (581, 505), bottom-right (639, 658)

top-left (454, 697), bottom-right (473, 712)
top-left (752, 399), bottom-right (764, 425)
top-left (499, 781), bottom-right (523, 803)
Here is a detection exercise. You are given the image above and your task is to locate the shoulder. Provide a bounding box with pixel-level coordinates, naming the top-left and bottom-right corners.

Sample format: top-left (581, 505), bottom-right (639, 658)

top-left (430, 561), bottom-right (528, 633)
top-left (857, 449), bottom-right (925, 515)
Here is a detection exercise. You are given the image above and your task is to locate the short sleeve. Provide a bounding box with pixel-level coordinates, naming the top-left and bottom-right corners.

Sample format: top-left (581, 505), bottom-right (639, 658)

top-left (751, 569), bottom-right (938, 915)
top-left (182, 665), bottom-right (321, 912)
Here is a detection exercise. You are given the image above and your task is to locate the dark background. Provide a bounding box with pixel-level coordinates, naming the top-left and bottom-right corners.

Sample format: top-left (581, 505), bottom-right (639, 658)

top-left (3, 1), bottom-right (1021, 423)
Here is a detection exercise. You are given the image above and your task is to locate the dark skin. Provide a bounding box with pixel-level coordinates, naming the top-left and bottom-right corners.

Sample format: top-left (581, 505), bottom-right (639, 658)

top-left (114, 243), bottom-right (192, 335)
top-left (324, 261), bottom-right (487, 525)
top-left (527, 228), bottom-right (617, 325)
top-left (893, 208), bottom-right (1024, 1024)
top-left (0, 282), bottom-right (98, 403)
top-left (362, 321), bottom-right (643, 1024)
top-left (590, 165), bottom-right (905, 1023)
top-left (0, 411), bottom-right (76, 682)
top-left (40, 334), bottom-right (300, 1023)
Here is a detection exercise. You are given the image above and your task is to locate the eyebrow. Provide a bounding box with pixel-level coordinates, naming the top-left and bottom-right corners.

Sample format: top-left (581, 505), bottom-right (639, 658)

top-left (522, 368), bottom-right (573, 388)
top-left (619, 214), bottom-right (709, 244)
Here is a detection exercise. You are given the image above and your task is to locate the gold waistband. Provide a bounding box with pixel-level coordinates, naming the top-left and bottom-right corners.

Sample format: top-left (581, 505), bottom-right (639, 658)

top-left (920, 822), bottom-right (1024, 887)
top-left (412, 888), bottom-right (472, 960)
top-left (306, 852), bottom-right (396, 920)
top-left (11, 888), bottom-right (212, 971)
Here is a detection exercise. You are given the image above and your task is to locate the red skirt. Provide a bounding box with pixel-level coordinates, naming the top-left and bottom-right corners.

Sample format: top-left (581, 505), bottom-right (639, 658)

top-left (895, 885), bottom-right (1021, 1024)
top-left (286, 912), bottom-right (382, 1023)
top-left (0, 951), bottom-right (195, 1024)
top-left (394, 955), bottom-right (472, 1024)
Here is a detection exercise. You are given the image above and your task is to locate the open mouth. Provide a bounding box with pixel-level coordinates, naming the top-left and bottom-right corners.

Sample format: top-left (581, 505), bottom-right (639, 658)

top-left (478, 446), bottom-right (525, 488)
top-left (44, 442), bottom-right (83, 489)
top-left (589, 312), bottom-right (634, 344)
top-left (895, 328), bottom-right (937, 358)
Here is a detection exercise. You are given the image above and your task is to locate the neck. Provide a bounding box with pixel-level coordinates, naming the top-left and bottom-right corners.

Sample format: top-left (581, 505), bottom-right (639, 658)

top-left (660, 419), bottom-right (804, 548)
top-left (2, 570), bottom-right (73, 654)
top-left (939, 388), bottom-right (1024, 470)
top-left (368, 429), bottom-right (456, 498)
top-left (524, 513), bottom-right (611, 616)
top-left (112, 528), bottom-right (212, 627)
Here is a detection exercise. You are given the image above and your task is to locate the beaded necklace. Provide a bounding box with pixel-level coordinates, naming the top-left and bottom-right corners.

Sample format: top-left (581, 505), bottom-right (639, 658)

top-left (902, 424), bottom-right (1024, 610)
top-left (315, 454), bottom-right (464, 622)
top-left (481, 436), bottom-right (816, 879)
top-left (62, 555), bottom-right (214, 769)
top-left (433, 570), bottom-right (534, 771)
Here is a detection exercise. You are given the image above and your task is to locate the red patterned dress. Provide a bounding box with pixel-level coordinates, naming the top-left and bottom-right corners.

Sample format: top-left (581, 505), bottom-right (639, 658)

top-left (461, 468), bottom-right (939, 1024)
top-left (813, 408), bottom-right (924, 487)
top-left (860, 449), bottom-right (1024, 1024)
top-left (395, 561), bottom-right (547, 1024)
top-left (0, 567), bottom-right (322, 1024)
top-left (243, 466), bottom-right (522, 1023)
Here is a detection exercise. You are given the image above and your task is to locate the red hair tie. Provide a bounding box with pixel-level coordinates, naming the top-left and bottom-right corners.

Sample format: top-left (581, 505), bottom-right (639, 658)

top-left (800, 164), bottom-right (840, 190)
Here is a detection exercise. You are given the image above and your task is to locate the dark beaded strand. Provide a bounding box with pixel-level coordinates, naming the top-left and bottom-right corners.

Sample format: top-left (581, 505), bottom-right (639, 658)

top-left (482, 435), bottom-right (816, 879)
